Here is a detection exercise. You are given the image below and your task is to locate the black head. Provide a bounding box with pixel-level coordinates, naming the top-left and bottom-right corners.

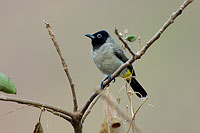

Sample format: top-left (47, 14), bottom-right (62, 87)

top-left (85, 30), bottom-right (109, 49)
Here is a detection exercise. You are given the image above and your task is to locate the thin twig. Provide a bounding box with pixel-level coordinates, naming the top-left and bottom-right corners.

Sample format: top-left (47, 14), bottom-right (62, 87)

top-left (38, 108), bottom-right (44, 122)
top-left (81, 92), bottom-right (102, 123)
top-left (101, 90), bottom-right (131, 122)
top-left (47, 109), bottom-right (72, 122)
top-left (44, 0), bottom-right (194, 125)
top-left (44, 21), bottom-right (78, 112)
top-left (127, 91), bottom-right (135, 133)
top-left (0, 95), bottom-right (74, 121)
top-left (127, 98), bottom-right (149, 133)
top-left (135, 0), bottom-right (193, 59)
top-left (0, 1), bottom-right (193, 132)
top-left (0, 106), bottom-right (29, 118)
top-left (80, 0), bottom-right (193, 124)
top-left (80, 88), bottom-right (132, 123)
top-left (115, 28), bottom-right (136, 58)
top-left (80, 90), bottom-right (100, 117)
top-left (126, 83), bottom-right (134, 116)
top-left (81, 0), bottom-right (193, 115)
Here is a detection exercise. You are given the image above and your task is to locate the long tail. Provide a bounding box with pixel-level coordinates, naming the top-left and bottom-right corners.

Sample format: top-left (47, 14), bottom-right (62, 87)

top-left (126, 78), bottom-right (147, 98)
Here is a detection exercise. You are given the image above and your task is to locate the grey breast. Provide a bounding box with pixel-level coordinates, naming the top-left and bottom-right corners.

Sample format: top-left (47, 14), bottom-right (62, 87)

top-left (92, 42), bottom-right (126, 76)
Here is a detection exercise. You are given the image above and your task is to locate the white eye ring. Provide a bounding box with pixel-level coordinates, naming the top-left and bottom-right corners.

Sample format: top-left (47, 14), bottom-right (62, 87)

top-left (97, 34), bottom-right (102, 38)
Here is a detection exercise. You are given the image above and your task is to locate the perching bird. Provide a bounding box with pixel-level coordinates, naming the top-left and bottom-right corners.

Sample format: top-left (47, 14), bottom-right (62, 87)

top-left (85, 30), bottom-right (147, 98)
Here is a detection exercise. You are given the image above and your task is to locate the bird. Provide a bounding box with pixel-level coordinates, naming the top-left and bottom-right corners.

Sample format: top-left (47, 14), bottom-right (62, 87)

top-left (85, 30), bottom-right (147, 98)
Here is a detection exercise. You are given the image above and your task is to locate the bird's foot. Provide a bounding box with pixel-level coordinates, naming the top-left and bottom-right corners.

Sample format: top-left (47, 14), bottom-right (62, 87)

top-left (100, 76), bottom-right (111, 89)
top-left (112, 78), bottom-right (116, 83)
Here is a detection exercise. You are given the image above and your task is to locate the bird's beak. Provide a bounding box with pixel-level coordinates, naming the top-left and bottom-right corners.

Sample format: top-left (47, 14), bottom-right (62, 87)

top-left (85, 34), bottom-right (95, 39)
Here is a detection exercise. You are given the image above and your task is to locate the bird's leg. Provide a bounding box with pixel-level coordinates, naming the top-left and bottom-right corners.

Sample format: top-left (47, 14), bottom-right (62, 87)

top-left (100, 76), bottom-right (111, 89)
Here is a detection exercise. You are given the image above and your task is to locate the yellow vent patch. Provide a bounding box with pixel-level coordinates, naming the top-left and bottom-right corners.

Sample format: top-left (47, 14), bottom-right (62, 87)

top-left (121, 69), bottom-right (132, 79)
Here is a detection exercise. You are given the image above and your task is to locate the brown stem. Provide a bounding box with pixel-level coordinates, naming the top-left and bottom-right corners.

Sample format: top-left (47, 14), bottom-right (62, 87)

top-left (72, 120), bottom-right (82, 133)
top-left (80, 90), bottom-right (100, 118)
top-left (126, 98), bottom-right (149, 133)
top-left (81, 92), bottom-right (102, 123)
top-left (0, 1), bottom-right (193, 133)
top-left (79, 0), bottom-right (194, 125)
top-left (114, 28), bottom-right (136, 59)
top-left (0, 95), bottom-right (73, 122)
top-left (44, 21), bottom-right (78, 112)
top-left (136, 0), bottom-right (194, 59)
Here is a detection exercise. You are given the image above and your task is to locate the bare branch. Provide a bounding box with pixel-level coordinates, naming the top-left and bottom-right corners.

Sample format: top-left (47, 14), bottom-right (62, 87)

top-left (80, 0), bottom-right (193, 124)
top-left (127, 98), bottom-right (149, 133)
top-left (81, 92), bottom-right (102, 123)
top-left (135, 0), bottom-right (193, 59)
top-left (80, 89), bottom-right (131, 123)
top-left (114, 28), bottom-right (136, 58)
top-left (0, 95), bottom-right (74, 122)
top-left (38, 108), bottom-right (44, 122)
top-left (44, 21), bottom-right (78, 112)
top-left (80, 90), bottom-right (100, 117)
top-left (47, 108), bottom-right (72, 122)
top-left (101, 91), bottom-right (131, 122)
top-left (0, 1), bottom-right (193, 132)
top-left (106, 0), bottom-right (194, 91)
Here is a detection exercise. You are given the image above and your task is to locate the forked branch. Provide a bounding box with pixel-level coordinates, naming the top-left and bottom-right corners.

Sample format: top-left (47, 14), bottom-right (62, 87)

top-left (80, 0), bottom-right (193, 121)
top-left (0, 0), bottom-right (193, 133)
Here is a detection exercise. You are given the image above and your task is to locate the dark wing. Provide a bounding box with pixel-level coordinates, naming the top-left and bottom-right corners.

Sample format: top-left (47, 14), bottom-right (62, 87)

top-left (114, 47), bottom-right (129, 63)
top-left (113, 47), bottom-right (136, 76)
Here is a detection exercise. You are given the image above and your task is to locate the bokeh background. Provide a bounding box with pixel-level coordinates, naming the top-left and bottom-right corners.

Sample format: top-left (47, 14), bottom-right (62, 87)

top-left (0, 0), bottom-right (199, 132)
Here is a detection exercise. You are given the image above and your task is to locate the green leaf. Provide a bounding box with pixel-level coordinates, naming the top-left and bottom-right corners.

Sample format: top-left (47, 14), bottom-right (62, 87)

top-left (0, 72), bottom-right (16, 94)
top-left (126, 35), bottom-right (136, 42)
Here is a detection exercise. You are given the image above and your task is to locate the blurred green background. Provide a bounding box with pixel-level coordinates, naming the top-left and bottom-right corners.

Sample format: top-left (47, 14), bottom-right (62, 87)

top-left (0, 0), bottom-right (199, 132)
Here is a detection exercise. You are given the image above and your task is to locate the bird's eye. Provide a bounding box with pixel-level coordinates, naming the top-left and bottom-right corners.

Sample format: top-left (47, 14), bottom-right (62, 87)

top-left (97, 34), bottom-right (102, 38)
